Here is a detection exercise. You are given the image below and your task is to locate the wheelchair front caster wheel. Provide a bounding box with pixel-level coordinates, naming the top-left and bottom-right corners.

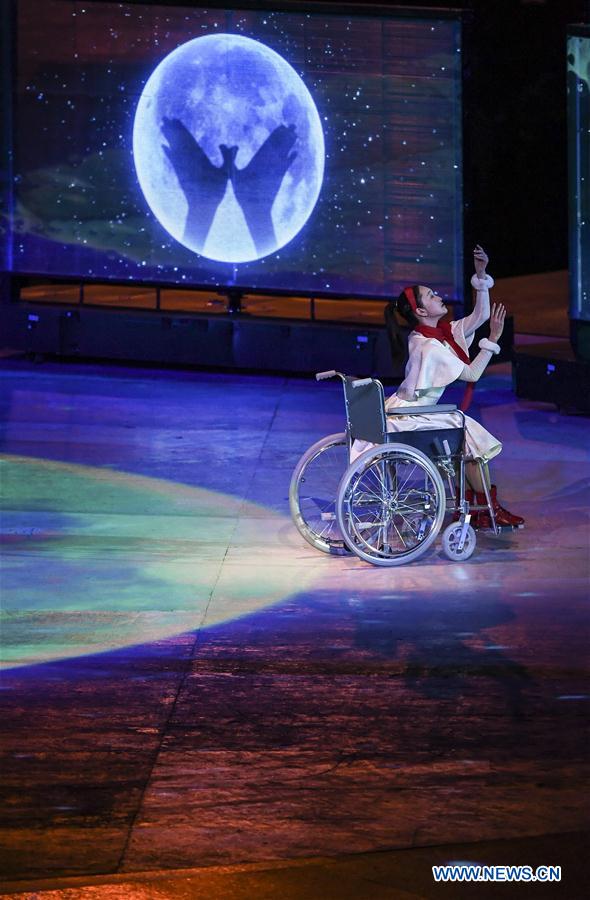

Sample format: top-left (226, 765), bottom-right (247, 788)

top-left (442, 522), bottom-right (477, 561)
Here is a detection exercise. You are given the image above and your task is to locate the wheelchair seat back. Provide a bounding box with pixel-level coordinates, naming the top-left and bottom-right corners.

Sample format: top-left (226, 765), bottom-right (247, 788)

top-left (343, 378), bottom-right (387, 444)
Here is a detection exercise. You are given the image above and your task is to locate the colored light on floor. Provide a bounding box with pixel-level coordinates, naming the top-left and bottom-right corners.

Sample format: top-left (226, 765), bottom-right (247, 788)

top-left (1, 454), bottom-right (316, 668)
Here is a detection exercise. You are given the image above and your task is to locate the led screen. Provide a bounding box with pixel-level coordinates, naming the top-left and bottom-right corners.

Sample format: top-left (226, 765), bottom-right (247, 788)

top-left (568, 33), bottom-right (590, 322)
top-left (10, 1), bottom-right (463, 298)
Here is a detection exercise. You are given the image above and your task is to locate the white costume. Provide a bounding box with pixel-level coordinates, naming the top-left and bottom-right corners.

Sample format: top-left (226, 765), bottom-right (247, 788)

top-left (353, 274), bottom-right (502, 463)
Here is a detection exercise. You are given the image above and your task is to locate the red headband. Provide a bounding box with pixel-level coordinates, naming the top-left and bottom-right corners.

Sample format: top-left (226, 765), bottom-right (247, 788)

top-left (403, 286), bottom-right (418, 312)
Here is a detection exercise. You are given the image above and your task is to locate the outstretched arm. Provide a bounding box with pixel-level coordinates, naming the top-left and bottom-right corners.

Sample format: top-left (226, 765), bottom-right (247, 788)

top-left (460, 302), bottom-right (505, 382)
top-left (460, 245), bottom-right (493, 338)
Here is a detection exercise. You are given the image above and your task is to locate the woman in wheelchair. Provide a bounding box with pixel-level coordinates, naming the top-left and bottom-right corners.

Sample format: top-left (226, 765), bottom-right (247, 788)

top-left (290, 246), bottom-right (523, 565)
top-left (379, 246), bottom-right (524, 529)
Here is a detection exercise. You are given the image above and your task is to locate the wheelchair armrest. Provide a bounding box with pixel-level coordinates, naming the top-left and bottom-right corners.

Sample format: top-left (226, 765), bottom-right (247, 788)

top-left (386, 404), bottom-right (458, 416)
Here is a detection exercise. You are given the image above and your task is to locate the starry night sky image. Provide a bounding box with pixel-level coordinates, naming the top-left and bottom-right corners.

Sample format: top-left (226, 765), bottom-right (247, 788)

top-left (10, 1), bottom-right (463, 299)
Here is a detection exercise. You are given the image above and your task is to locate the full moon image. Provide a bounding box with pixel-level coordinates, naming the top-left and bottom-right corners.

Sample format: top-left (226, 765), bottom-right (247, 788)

top-left (133, 34), bottom-right (325, 263)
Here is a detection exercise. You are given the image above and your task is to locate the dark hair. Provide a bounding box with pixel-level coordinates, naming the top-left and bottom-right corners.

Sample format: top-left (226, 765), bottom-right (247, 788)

top-left (395, 285), bottom-right (422, 327)
top-left (383, 284), bottom-right (418, 366)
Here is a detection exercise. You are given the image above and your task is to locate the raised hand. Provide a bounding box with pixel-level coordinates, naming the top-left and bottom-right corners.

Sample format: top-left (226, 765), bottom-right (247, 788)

top-left (489, 302), bottom-right (506, 342)
top-left (231, 124), bottom-right (298, 256)
top-left (474, 244), bottom-right (489, 279)
top-left (161, 117), bottom-right (231, 251)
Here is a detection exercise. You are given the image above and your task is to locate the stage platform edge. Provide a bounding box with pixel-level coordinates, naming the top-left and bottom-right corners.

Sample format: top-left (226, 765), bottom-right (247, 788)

top-left (2, 302), bottom-right (515, 379)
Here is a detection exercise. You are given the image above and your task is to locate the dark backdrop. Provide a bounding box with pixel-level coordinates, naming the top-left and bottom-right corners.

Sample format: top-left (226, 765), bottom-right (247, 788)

top-left (390, 0), bottom-right (590, 278)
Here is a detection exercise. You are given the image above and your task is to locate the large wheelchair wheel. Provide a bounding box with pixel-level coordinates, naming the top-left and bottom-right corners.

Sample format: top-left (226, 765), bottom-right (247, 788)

top-left (289, 432), bottom-right (349, 553)
top-left (336, 444), bottom-right (446, 566)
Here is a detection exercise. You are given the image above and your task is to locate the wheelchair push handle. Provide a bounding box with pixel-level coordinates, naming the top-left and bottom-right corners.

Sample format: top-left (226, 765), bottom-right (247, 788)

top-left (315, 372), bottom-right (376, 389)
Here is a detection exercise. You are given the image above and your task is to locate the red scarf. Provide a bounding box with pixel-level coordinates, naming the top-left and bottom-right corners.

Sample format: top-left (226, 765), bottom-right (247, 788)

top-left (414, 322), bottom-right (474, 411)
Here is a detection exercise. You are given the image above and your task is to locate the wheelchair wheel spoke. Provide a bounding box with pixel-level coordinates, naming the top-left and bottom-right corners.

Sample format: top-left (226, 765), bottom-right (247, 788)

top-left (337, 448), bottom-right (446, 564)
top-left (391, 518), bottom-right (409, 550)
top-left (365, 466), bottom-right (388, 500)
top-left (290, 433), bottom-right (349, 553)
top-left (395, 510), bottom-right (420, 538)
top-left (352, 487), bottom-right (385, 505)
top-left (392, 460), bottom-right (417, 499)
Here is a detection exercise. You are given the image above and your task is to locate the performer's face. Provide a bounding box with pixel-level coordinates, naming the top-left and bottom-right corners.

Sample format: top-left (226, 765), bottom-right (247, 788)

top-left (417, 286), bottom-right (447, 318)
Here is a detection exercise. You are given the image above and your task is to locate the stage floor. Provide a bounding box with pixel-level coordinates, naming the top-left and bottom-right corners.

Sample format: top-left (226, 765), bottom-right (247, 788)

top-left (0, 359), bottom-right (589, 897)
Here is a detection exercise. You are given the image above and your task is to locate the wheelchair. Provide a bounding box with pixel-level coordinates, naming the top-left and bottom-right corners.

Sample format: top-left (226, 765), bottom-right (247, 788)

top-left (290, 370), bottom-right (508, 566)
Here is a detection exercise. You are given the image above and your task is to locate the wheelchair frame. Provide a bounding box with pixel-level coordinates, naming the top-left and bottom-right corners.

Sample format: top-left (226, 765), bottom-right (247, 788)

top-left (289, 370), bottom-right (503, 566)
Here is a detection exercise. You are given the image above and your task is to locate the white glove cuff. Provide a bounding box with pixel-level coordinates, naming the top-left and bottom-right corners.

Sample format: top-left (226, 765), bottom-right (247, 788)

top-left (479, 338), bottom-right (501, 355)
top-left (471, 273), bottom-right (494, 290)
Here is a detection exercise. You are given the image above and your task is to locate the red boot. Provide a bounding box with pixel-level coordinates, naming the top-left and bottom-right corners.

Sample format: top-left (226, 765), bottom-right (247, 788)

top-left (490, 485), bottom-right (525, 527)
top-left (472, 487), bottom-right (524, 529)
top-left (473, 490), bottom-right (492, 529)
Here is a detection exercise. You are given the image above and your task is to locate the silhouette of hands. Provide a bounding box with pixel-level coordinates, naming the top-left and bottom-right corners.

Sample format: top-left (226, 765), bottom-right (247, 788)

top-left (161, 118), bottom-right (297, 257)
top-left (231, 124), bottom-right (297, 255)
top-left (161, 117), bottom-right (230, 250)
top-left (219, 144), bottom-right (238, 181)
top-left (234, 124), bottom-right (297, 201)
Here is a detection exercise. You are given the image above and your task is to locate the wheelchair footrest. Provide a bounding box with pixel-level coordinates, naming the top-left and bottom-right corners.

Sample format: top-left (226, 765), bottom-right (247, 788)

top-left (476, 523), bottom-right (525, 533)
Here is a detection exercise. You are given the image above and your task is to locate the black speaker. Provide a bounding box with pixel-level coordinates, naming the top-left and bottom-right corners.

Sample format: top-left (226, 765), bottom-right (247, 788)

top-left (513, 343), bottom-right (590, 414)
